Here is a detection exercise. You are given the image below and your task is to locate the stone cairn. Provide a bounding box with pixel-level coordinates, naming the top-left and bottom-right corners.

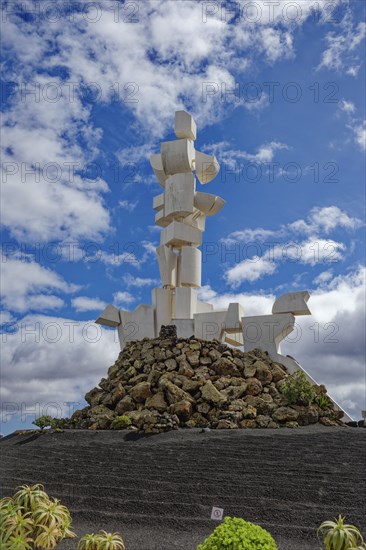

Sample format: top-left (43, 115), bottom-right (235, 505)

top-left (68, 327), bottom-right (344, 433)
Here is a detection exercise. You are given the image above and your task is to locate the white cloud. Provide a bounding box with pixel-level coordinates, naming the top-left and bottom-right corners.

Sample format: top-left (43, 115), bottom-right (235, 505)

top-left (71, 296), bottom-right (106, 312)
top-left (122, 273), bottom-right (159, 288)
top-left (318, 17), bottom-right (366, 74)
top-left (288, 206), bottom-right (363, 235)
top-left (113, 291), bottom-right (135, 307)
top-left (0, 313), bottom-right (119, 430)
top-left (119, 200), bottom-right (139, 212)
top-left (100, 251), bottom-right (140, 267)
top-left (222, 206), bottom-right (361, 286)
top-left (198, 285), bottom-right (274, 316)
top-left (223, 228), bottom-right (280, 244)
top-left (0, 311), bottom-right (16, 324)
top-left (352, 120), bottom-right (366, 151)
top-left (313, 270), bottom-right (333, 285)
top-left (0, 258), bottom-right (78, 313)
top-left (339, 99), bottom-right (356, 114)
top-left (206, 141), bottom-right (288, 166)
top-left (226, 256), bottom-right (277, 285)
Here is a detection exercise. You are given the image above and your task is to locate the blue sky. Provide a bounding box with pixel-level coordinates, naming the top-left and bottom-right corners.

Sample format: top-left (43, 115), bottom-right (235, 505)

top-left (1, 0), bottom-right (365, 434)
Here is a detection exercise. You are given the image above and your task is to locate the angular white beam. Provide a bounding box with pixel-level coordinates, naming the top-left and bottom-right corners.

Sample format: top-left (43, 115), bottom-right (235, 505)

top-left (95, 304), bottom-right (120, 327)
top-left (272, 291), bottom-right (311, 316)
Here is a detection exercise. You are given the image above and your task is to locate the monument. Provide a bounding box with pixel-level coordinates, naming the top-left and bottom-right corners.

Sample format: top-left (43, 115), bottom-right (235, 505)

top-left (95, 110), bottom-right (350, 421)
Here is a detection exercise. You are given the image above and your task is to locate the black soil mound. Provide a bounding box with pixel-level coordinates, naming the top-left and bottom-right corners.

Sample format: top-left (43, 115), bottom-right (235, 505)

top-left (1, 427), bottom-right (365, 550)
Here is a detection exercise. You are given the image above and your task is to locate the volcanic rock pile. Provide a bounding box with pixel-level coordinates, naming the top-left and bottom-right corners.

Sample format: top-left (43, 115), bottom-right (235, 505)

top-left (69, 329), bottom-right (344, 432)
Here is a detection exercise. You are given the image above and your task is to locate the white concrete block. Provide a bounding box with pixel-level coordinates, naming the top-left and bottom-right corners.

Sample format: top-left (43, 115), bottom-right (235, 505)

top-left (175, 110), bottom-right (197, 141)
top-left (156, 245), bottom-right (177, 287)
top-left (161, 139), bottom-right (195, 176)
top-left (272, 291), bottom-right (311, 316)
top-left (174, 287), bottom-right (197, 319)
top-left (95, 304), bottom-right (121, 327)
top-left (225, 303), bottom-right (244, 333)
top-left (165, 173), bottom-right (195, 219)
top-left (194, 311), bottom-right (226, 341)
top-left (242, 313), bottom-right (295, 356)
top-left (153, 193), bottom-right (164, 211)
top-left (152, 287), bottom-right (173, 335)
top-left (175, 318), bottom-right (195, 339)
top-left (150, 153), bottom-right (167, 187)
top-left (118, 305), bottom-right (155, 349)
top-left (195, 151), bottom-right (220, 184)
top-left (160, 220), bottom-right (202, 247)
top-left (179, 246), bottom-right (201, 288)
top-left (196, 300), bottom-right (214, 314)
top-left (194, 191), bottom-right (225, 216)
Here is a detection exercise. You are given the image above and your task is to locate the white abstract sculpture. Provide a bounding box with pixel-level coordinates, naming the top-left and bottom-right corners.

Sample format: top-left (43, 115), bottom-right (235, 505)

top-left (96, 110), bottom-right (243, 348)
top-left (94, 110), bottom-right (351, 421)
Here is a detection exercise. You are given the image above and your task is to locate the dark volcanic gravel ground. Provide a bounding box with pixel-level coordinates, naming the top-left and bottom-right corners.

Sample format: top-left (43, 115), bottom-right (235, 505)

top-left (1, 426), bottom-right (365, 550)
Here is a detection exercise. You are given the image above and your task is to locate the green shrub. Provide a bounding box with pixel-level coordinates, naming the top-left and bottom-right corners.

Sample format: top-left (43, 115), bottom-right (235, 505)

top-left (315, 394), bottom-right (332, 410)
top-left (50, 418), bottom-right (70, 430)
top-left (32, 416), bottom-right (53, 430)
top-left (318, 515), bottom-right (365, 549)
top-left (281, 370), bottom-right (316, 406)
top-left (111, 416), bottom-right (132, 430)
top-left (197, 516), bottom-right (278, 550)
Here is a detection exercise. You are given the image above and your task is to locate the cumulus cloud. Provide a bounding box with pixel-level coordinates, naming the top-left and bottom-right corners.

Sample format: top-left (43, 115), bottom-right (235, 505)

top-left (0, 314), bottom-right (119, 429)
top-left (122, 274), bottom-right (160, 288)
top-left (317, 15), bottom-right (366, 74)
top-left (71, 296), bottom-right (107, 312)
top-left (288, 206), bottom-right (363, 235)
top-left (113, 291), bottom-right (135, 307)
top-left (222, 206), bottom-right (362, 286)
top-left (0, 257), bottom-right (79, 313)
top-left (205, 141), bottom-right (288, 166)
top-left (118, 200), bottom-right (139, 212)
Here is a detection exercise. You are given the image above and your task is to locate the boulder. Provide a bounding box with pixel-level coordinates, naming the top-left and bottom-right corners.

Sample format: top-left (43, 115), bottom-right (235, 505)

top-left (292, 405), bottom-right (319, 426)
top-left (169, 400), bottom-right (192, 419)
top-left (211, 357), bottom-right (240, 376)
top-left (200, 381), bottom-right (226, 405)
top-left (129, 382), bottom-right (152, 403)
top-left (161, 380), bottom-right (194, 405)
top-left (246, 378), bottom-right (263, 396)
top-left (85, 387), bottom-right (104, 407)
top-left (145, 391), bottom-right (168, 412)
top-left (115, 395), bottom-right (135, 415)
top-left (253, 361), bottom-right (272, 385)
top-left (273, 407), bottom-right (299, 423)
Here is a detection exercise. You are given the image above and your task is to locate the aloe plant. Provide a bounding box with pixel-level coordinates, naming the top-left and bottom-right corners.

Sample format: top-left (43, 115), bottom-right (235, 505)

top-left (78, 533), bottom-right (102, 550)
top-left (3, 509), bottom-right (34, 538)
top-left (33, 518), bottom-right (62, 549)
top-left (3, 534), bottom-right (34, 550)
top-left (318, 515), bottom-right (365, 550)
top-left (13, 485), bottom-right (49, 513)
top-left (78, 531), bottom-right (126, 550)
top-left (0, 486), bottom-right (76, 549)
